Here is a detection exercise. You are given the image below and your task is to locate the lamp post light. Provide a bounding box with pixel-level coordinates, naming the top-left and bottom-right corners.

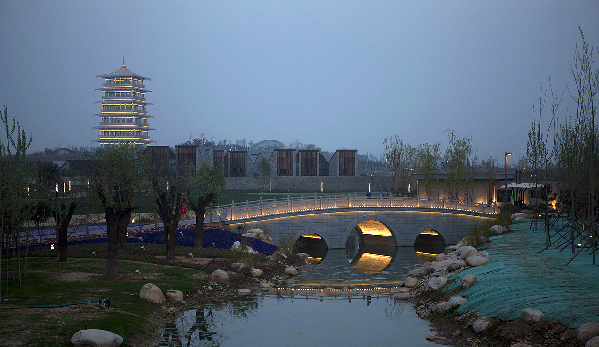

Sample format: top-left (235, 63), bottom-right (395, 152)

top-left (504, 152), bottom-right (511, 213)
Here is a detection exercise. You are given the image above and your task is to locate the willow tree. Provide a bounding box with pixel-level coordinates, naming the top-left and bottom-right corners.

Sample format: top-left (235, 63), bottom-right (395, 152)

top-left (414, 142), bottom-right (441, 198)
top-left (148, 148), bottom-right (188, 261)
top-left (383, 135), bottom-right (415, 196)
top-left (444, 130), bottom-right (475, 201)
top-left (88, 144), bottom-right (147, 280)
top-left (186, 164), bottom-right (226, 248)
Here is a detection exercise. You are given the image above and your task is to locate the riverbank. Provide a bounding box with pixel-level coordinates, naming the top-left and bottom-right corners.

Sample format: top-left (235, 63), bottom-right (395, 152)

top-left (0, 226), bottom-right (306, 346)
top-left (397, 215), bottom-right (599, 347)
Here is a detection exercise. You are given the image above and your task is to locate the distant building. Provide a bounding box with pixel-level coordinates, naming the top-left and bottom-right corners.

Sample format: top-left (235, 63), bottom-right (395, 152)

top-left (94, 58), bottom-right (154, 147)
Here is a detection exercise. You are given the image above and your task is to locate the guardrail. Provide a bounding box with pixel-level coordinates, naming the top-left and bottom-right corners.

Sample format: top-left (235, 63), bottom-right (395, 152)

top-left (211, 194), bottom-right (498, 221)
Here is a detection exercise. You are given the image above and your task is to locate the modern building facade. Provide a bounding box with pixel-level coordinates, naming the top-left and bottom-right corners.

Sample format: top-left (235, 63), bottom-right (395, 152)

top-left (94, 59), bottom-right (154, 147)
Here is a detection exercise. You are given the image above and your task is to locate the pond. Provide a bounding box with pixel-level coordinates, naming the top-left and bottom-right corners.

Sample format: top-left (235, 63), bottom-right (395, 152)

top-left (158, 245), bottom-right (446, 347)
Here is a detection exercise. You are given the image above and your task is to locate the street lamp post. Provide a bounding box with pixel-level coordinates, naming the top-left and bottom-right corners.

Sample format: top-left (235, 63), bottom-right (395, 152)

top-left (504, 152), bottom-right (511, 213)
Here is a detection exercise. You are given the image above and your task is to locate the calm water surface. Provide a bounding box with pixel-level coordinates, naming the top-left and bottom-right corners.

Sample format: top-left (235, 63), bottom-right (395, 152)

top-left (160, 247), bottom-right (444, 347)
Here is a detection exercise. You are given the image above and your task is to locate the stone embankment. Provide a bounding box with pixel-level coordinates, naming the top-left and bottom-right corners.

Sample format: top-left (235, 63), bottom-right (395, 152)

top-left (393, 218), bottom-right (599, 347)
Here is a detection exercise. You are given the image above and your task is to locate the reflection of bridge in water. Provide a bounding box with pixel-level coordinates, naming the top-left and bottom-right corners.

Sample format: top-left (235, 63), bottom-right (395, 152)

top-left (288, 248), bottom-right (426, 287)
top-left (261, 287), bottom-right (398, 302)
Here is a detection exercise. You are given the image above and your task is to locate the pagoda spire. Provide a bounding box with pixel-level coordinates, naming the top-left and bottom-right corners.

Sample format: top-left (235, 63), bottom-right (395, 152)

top-left (122, 56), bottom-right (126, 68)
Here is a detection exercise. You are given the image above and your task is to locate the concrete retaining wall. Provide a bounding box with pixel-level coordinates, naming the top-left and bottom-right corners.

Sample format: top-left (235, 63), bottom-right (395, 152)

top-left (225, 175), bottom-right (392, 191)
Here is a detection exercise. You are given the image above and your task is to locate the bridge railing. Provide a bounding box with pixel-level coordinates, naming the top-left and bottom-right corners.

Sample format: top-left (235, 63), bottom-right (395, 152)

top-left (210, 194), bottom-right (498, 221)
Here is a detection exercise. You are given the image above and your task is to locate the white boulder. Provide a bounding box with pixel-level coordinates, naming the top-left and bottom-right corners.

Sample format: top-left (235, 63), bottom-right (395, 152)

top-left (71, 329), bottom-right (123, 347)
top-left (417, 265), bottom-right (435, 277)
top-left (490, 224), bottom-right (508, 234)
top-left (458, 246), bottom-right (479, 260)
top-left (461, 274), bottom-right (477, 288)
top-left (139, 283), bottom-right (165, 304)
top-left (210, 269), bottom-right (229, 284)
top-left (521, 308), bottom-right (544, 323)
top-left (447, 296), bottom-right (468, 309)
top-left (285, 266), bottom-right (298, 276)
top-left (578, 322), bottom-right (599, 341)
top-left (473, 317), bottom-right (494, 333)
top-left (404, 277), bottom-right (419, 288)
top-left (466, 255), bottom-right (489, 267)
top-left (251, 268), bottom-right (263, 277)
top-left (427, 276), bottom-right (448, 291)
top-left (166, 289), bottom-right (184, 303)
top-left (447, 260), bottom-right (467, 272)
top-left (586, 336), bottom-right (599, 347)
top-left (431, 260), bottom-right (452, 270)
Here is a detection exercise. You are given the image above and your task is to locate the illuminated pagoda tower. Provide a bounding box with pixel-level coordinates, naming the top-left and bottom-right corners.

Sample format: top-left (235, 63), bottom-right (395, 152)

top-left (94, 58), bottom-right (154, 147)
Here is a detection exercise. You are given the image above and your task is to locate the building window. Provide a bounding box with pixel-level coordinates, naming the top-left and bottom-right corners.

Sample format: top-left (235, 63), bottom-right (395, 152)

top-left (301, 151), bottom-right (318, 176)
top-left (339, 151), bottom-right (356, 176)
top-left (277, 150), bottom-right (293, 176)
top-left (230, 152), bottom-right (246, 177)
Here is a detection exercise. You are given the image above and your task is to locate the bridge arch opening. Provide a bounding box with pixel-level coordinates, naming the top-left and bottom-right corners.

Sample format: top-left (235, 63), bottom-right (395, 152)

top-left (344, 219), bottom-right (398, 275)
top-left (413, 229), bottom-right (446, 262)
top-left (295, 233), bottom-right (328, 266)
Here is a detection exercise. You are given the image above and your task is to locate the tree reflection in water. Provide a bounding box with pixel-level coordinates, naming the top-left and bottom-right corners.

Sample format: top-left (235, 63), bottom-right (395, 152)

top-left (174, 308), bottom-right (217, 346)
top-left (167, 295), bottom-right (261, 346)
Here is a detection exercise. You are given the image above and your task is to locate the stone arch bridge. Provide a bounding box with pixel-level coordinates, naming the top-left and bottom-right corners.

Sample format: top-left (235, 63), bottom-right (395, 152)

top-left (211, 195), bottom-right (497, 249)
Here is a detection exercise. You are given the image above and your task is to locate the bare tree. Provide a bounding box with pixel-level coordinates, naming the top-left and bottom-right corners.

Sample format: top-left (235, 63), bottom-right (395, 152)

top-left (0, 106), bottom-right (33, 293)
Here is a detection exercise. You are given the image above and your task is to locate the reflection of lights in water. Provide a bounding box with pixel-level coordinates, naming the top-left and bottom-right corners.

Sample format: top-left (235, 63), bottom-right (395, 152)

top-left (415, 251), bottom-right (437, 262)
top-left (351, 252), bottom-right (393, 275)
top-left (306, 257), bottom-right (323, 266)
top-left (301, 233), bottom-right (322, 239)
top-left (357, 220), bottom-right (393, 237)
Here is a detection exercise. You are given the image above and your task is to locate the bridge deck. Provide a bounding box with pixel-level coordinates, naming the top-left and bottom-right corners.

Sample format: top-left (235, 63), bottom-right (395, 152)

top-left (211, 194), bottom-right (497, 222)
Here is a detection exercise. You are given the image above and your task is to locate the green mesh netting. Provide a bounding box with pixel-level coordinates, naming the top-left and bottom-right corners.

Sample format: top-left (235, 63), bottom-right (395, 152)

top-left (444, 219), bottom-right (599, 328)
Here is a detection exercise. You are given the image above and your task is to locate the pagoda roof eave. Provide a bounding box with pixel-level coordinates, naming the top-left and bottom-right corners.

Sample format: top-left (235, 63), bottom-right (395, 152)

top-left (96, 87), bottom-right (150, 91)
top-left (94, 126), bottom-right (156, 131)
top-left (96, 66), bottom-right (150, 80)
top-left (93, 113), bottom-right (153, 117)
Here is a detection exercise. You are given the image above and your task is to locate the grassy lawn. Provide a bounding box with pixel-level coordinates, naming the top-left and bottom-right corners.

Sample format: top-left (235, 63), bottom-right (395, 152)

top-left (0, 239), bottom-right (265, 347)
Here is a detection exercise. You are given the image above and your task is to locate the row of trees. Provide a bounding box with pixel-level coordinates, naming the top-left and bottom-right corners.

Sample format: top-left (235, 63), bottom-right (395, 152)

top-left (383, 130), bottom-right (493, 202)
top-left (0, 112), bottom-right (226, 285)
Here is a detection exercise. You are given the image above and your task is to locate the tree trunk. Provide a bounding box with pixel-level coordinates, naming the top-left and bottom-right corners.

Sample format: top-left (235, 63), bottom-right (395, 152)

top-left (165, 225), bottom-right (177, 261)
top-left (194, 206), bottom-right (205, 249)
top-left (191, 196), bottom-right (211, 249)
top-left (105, 212), bottom-right (119, 281)
top-left (117, 211), bottom-right (131, 250)
top-left (56, 202), bottom-right (77, 263)
top-left (57, 222), bottom-right (68, 262)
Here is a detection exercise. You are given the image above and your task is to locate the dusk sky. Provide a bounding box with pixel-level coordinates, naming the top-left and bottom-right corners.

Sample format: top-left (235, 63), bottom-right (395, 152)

top-left (1, 1), bottom-right (598, 165)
